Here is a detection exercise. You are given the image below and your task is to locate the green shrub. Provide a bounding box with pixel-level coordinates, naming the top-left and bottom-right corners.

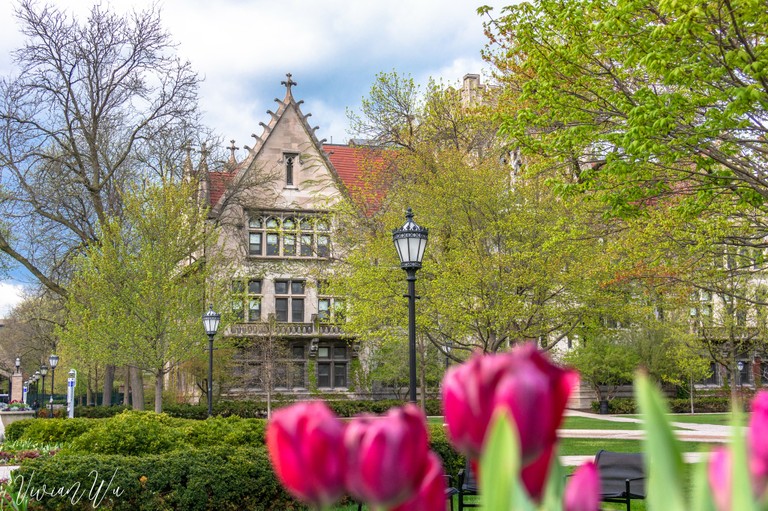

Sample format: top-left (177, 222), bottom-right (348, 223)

top-left (74, 405), bottom-right (131, 418)
top-left (427, 422), bottom-right (465, 478)
top-left (66, 411), bottom-right (187, 456)
top-left (10, 418), bottom-right (97, 444)
top-left (182, 416), bottom-right (266, 448)
top-left (4, 418), bottom-right (36, 442)
top-left (162, 398), bottom-right (443, 420)
top-left (12, 446), bottom-right (297, 511)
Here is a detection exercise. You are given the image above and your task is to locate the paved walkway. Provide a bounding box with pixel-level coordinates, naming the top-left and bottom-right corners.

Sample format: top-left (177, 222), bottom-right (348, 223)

top-left (559, 409), bottom-right (734, 466)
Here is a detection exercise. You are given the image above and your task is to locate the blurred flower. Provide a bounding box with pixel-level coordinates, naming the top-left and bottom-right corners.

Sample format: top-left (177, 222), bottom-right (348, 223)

top-left (391, 452), bottom-right (447, 511)
top-left (749, 390), bottom-right (768, 499)
top-left (345, 404), bottom-right (430, 507)
top-left (564, 461), bottom-right (600, 511)
top-left (521, 445), bottom-right (556, 502)
top-left (442, 344), bottom-right (578, 465)
top-left (266, 401), bottom-right (346, 508)
top-left (709, 446), bottom-right (732, 511)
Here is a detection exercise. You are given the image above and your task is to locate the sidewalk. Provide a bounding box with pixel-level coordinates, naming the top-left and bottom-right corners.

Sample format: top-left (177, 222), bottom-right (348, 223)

top-left (558, 409), bottom-right (731, 466)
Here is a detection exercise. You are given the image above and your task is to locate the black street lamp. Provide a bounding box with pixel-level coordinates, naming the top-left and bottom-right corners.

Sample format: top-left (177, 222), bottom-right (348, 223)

top-left (39, 364), bottom-right (48, 412)
top-left (202, 305), bottom-right (221, 417)
top-left (737, 361), bottom-right (745, 389)
top-left (15, 357), bottom-right (20, 374)
top-left (392, 208), bottom-right (428, 404)
top-left (33, 372), bottom-right (40, 408)
top-left (49, 354), bottom-right (59, 418)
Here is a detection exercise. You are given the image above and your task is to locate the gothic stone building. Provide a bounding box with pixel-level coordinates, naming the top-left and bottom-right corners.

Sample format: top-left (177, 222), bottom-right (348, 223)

top-left (200, 75), bottom-right (378, 399)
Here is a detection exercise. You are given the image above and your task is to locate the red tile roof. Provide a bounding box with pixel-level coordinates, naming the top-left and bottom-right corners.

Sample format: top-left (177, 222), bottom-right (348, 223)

top-left (323, 144), bottom-right (394, 211)
top-left (206, 143), bottom-right (394, 212)
top-left (209, 171), bottom-right (233, 206)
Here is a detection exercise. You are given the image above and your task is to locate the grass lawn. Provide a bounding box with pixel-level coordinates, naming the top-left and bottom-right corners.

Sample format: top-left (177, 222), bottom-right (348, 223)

top-left (561, 415), bottom-right (642, 430)
top-left (666, 413), bottom-right (742, 426)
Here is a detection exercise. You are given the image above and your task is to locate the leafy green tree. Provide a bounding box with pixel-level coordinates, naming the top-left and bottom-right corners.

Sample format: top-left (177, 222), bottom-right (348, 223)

top-left (60, 179), bottom-right (220, 412)
top-left (484, 0), bottom-right (768, 219)
top-left (331, 72), bottom-right (616, 397)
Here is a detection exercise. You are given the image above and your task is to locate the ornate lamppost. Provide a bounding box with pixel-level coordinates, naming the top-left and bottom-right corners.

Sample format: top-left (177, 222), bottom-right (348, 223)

top-left (39, 364), bottom-right (48, 412)
top-left (392, 208), bottom-right (428, 404)
top-left (49, 354), bottom-right (59, 418)
top-left (202, 306), bottom-right (221, 417)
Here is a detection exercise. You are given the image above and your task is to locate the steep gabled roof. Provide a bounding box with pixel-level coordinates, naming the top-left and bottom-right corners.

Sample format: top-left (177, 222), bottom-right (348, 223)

top-left (205, 75), bottom-right (393, 213)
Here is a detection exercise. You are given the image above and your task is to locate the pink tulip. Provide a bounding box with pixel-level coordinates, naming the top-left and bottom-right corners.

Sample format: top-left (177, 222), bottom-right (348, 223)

top-left (442, 344), bottom-right (579, 465)
top-left (564, 461), bottom-right (601, 511)
top-left (708, 446), bottom-right (732, 511)
top-left (345, 404), bottom-right (431, 507)
top-left (266, 401), bottom-right (346, 507)
top-left (391, 452), bottom-right (447, 511)
top-left (521, 445), bottom-right (556, 502)
top-left (749, 391), bottom-right (768, 498)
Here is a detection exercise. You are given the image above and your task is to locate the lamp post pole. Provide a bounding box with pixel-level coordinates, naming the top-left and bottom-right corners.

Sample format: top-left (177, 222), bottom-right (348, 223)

top-left (49, 354), bottom-right (59, 418)
top-left (33, 372), bottom-right (40, 408)
top-left (392, 208), bottom-right (428, 404)
top-left (39, 365), bottom-right (48, 413)
top-left (406, 268), bottom-right (418, 403)
top-left (202, 306), bottom-right (221, 418)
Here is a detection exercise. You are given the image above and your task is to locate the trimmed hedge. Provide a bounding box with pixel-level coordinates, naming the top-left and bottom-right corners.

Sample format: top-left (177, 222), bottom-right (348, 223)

top-left (4, 418), bottom-right (96, 443)
top-left (76, 399), bottom-right (444, 420)
top-left (8, 412), bottom-right (465, 511)
top-left (11, 412), bottom-right (460, 468)
top-left (12, 446), bottom-right (299, 511)
top-left (4, 418), bottom-right (36, 441)
top-left (591, 396), bottom-right (738, 414)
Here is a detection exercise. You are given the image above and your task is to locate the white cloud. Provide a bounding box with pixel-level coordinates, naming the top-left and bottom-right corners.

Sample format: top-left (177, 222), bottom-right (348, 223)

top-left (0, 282), bottom-right (26, 317)
top-left (0, 0), bottom-right (511, 144)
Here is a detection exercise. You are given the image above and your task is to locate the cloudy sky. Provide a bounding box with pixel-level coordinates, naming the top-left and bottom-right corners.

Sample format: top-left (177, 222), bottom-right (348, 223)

top-left (0, 0), bottom-right (510, 314)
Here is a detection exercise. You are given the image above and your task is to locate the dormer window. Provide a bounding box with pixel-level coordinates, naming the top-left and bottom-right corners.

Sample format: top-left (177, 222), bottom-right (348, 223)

top-left (284, 153), bottom-right (298, 187)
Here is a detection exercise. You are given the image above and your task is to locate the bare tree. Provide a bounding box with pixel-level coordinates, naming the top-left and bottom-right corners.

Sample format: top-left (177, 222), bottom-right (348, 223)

top-left (0, 1), bottom-right (211, 403)
top-left (0, 1), bottom-right (205, 296)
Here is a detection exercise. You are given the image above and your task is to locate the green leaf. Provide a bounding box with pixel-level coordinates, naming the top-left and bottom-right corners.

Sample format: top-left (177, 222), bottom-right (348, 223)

top-left (479, 409), bottom-right (535, 511)
top-left (689, 449), bottom-right (715, 511)
top-left (635, 373), bottom-right (686, 511)
top-left (729, 404), bottom-right (757, 511)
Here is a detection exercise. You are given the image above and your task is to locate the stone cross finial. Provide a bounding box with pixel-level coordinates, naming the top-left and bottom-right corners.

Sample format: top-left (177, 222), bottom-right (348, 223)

top-left (228, 139), bottom-right (239, 160)
top-left (281, 73), bottom-right (297, 93)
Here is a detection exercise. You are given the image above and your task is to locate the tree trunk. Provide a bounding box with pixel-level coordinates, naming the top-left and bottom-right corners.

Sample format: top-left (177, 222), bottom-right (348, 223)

top-left (689, 374), bottom-right (694, 414)
top-left (419, 342), bottom-right (427, 411)
top-left (86, 369), bottom-right (93, 407)
top-left (130, 366), bottom-right (144, 411)
top-left (122, 366), bottom-right (130, 405)
top-left (154, 372), bottom-right (163, 413)
top-left (102, 364), bottom-right (115, 406)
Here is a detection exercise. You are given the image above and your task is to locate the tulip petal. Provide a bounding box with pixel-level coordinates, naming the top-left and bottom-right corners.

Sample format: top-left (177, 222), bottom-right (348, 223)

top-left (564, 461), bottom-right (600, 511)
top-left (266, 401), bottom-right (346, 507)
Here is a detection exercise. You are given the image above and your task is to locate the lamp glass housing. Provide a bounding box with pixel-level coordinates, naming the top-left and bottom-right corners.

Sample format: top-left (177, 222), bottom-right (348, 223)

top-left (392, 208), bottom-right (428, 270)
top-left (202, 306), bottom-right (221, 336)
top-left (49, 354), bottom-right (59, 369)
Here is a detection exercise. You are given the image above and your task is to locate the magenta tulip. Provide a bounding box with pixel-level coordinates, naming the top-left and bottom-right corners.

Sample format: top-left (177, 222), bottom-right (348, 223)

top-left (266, 401), bottom-right (346, 508)
top-left (391, 452), bottom-right (447, 511)
top-left (345, 404), bottom-right (430, 507)
top-left (749, 391), bottom-right (768, 498)
top-left (564, 461), bottom-right (601, 511)
top-left (521, 445), bottom-right (556, 502)
top-left (708, 446), bottom-right (732, 511)
top-left (442, 344), bottom-right (579, 464)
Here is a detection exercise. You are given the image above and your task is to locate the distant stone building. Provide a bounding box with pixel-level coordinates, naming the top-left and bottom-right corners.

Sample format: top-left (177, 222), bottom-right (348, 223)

top-left (187, 75), bottom-right (389, 399)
